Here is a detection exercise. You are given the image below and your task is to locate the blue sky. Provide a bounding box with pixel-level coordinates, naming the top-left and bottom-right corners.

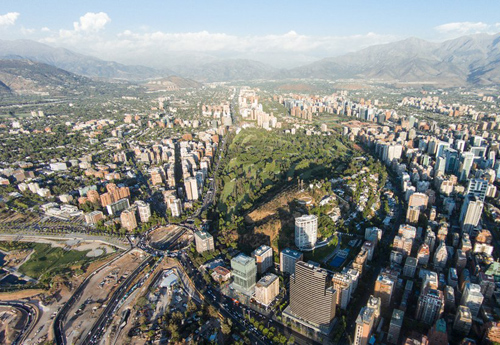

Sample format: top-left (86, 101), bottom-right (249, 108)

top-left (1, 0), bottom-right (499, 67)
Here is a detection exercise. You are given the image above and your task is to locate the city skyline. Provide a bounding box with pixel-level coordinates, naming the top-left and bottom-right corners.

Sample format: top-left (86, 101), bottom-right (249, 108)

top-left (1, 0), bottom-right (500, 67)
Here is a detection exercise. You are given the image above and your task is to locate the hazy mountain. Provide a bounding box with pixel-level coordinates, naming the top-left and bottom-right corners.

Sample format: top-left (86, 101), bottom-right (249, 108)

top-left (284, 33), bottom-right (500, 86)
top-left (0, 59), bottom-right (111, 96)
top-left (0, 39), bottom-right (171, 81)
top-left (173, 59), bottom-right (279, 82)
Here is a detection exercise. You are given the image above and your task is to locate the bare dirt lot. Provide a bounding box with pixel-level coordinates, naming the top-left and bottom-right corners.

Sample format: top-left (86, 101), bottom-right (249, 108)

top-left (0, 305), bottom-right (25, 344)
top-left (63, 249), bottom-right (145, 345)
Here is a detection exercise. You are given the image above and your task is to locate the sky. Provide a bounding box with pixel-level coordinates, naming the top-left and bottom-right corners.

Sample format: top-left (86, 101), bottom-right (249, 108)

top-left (1, 0), bottom-right (500, 68)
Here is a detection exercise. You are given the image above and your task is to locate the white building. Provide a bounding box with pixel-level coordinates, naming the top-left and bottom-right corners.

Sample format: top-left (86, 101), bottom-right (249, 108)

top-left (295, 215), bottom-right (318, 250)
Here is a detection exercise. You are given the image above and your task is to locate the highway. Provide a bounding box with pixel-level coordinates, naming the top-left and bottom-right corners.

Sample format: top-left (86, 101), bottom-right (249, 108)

top-left (53, 249), bottom-right (132, 345)
top-left (80, 256), bottom-right (155, 345)
top-left (0, 301), bottom-right (39, 345)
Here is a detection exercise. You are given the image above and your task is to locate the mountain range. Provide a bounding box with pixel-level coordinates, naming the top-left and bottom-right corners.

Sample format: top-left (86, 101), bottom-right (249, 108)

top-left (1, 33), bottom-right (500, 86)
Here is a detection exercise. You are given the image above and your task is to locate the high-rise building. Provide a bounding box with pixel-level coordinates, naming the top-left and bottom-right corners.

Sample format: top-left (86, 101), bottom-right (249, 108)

top-left (374, 272), bottom-right (395, 308)
top-left (184, 176), bottom-right (199, 201)
top-left (417, 244), bottom-right (431, 266)
top-left (416, 288), bottom-right (444, 325)
top-left (332, 272), bottom-right (352, 310)
top-left (135, 200), bottom-right (151, 223)
top-left (387, 309), bottom-right (404, 344)
top-left (428, 319), bottom-right (448, 345)
top-left (459, 152), bottom-right (475, 181)
top-left (354, 306), bottom-right (376, 345)
top-left (433, 241), bottom-right (448, 271)
top-left (84, 210), bottom-right (104, 225)
top-left (194, 231), bottom-right (215, 253)
top-left (286, 261), bottom-right (336, 333)
top-left (120, 208), bottom-right (137, 231)
top-left (252, 245), bottom-right (273, 275)
top-left (255, 273), bottom-right (279, 306)
top-left (294, 215), bottom-right (318, 250)
top-left (280, 248), bottom-right (303, 275)
top-left (453, 305), bottom-right (472, 336)
top-left (460, 283), bottom-right (484, 318)
top-left (406, 206), bottom-right (420, 224)
top-left (466, 179), bottom-right (489, 201)
top-left (459, 196), bottom-right (483, 234)
top-left (404, 257), bottom-right (418, 278)
top-left (170, 198), bottom-right (182, 217)
top-left (231, 254), bottom-right (257, 293)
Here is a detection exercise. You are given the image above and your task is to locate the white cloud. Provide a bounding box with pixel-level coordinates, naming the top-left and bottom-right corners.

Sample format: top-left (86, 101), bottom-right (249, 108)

top-left (41, 27), bottom-right (50, 32)
top-left (73, 12), bottom-right (110, 32)
top-left (0, 12), bottom-right (19, 27)
top-left (435, 21), bottom-right (500, 38)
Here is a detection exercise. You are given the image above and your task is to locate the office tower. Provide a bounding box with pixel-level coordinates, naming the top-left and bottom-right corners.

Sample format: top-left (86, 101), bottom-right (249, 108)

top-left (231, 254), bottom-right (257, 293)
top-left (288, 261), bottom-right (336, 331)
top-left (252, 245), bottom-right (273, 274)
top-left (170, 198), bottom-right (182, 217)
top-left (435, 156), bottom-right (446, 176)
top-left (280, 248), bottom-right (303, 275)
top-left (120, 208), bottom-right (137, 231)
top-left (416, 288), bottom-right (444, 324)
top-left (106, 198), bottom-right (130, 216)
top-left (294, 215), bottom-right (318, 250)
top-left (374, 272), bottom-right (395, 308)
top-left (460, 283), bottom-right (484, 317)
top-left (404, 257), bottom-right (418, 278)
top-left (433, 241), bottom-right (448, 271)
top-left (453, 306), bottom-right (472, 336)
top-left (354, 306), bottom-right (376, 345)
top-left (466, 179), bottom-right (488, 201)
top-left (184, 176), bottom-right (199, 201)
top-left (459, 152), bottom-right (475, 181)
top-left (135, 200), bottom-right (151, 223)
top-left (332, 272), bottom-right (352, 310)
top-left (436, 141), bottom-right (451, 158)
top-left (194, 231), bottom-right (215, 253)
top-left (255, 273), bottom-right (279, 306)
top-left (459, 196), bottom-right (483, 234)
top-left (387, 309), bottom-right (404, 344)
top-left (445, 148), bottom-right (460, 175)
top-left (428, 319), bottom-right (448, 345)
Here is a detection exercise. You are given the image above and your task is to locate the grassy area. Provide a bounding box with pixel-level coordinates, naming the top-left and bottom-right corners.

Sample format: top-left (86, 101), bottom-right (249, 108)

top-left (303, 237), bottom-right (338, 263)
top-left (18, 243), bottom-right (93, 279)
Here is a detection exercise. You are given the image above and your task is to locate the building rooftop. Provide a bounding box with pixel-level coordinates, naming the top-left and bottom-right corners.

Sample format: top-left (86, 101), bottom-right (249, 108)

top-left (195, 230), bottom-right (213, 240)
top-left (253, 245), bottom-right (272, 256)
top-left (256, 273), bottom-right (278, 288)
top-left (282, 248), bottom-right (302, 259)
top-left (232, 253), bottom-right (255, 266)
top-left (391, 309), bottom-right (404, 327)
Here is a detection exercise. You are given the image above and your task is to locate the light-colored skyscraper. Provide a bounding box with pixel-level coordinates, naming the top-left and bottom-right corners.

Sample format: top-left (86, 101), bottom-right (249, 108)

top-left (459, 196), bottom-right (483, 234)
top-left (280, 248), bottom-right (303, 275)
top-left (294, 215), bottom-right (318, 250)
top-left (416, 288), bottom-right (444, 325)
top-left (135, 200), bottom-right (151, 223)
top-left (184, 176), bottom-right (199, 201)
top-left (374, 272), bottom-right (395, 308)
top-left (194, 231), bottom-right (215, 253)
top-left (460, 283), bottom-right (484, 317)
top-left (120, 208), bottom-right (137, 231)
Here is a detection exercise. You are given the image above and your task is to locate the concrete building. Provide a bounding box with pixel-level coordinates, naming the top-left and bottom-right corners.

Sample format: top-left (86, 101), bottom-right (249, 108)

top-left (295, 215), bottom-right (318, 250)
top-left (280, 248), bottom-right (303, 275)
top-left (433, 241), bottom-right (448, 271)
top-left (170, 198), bottom-right (182, 217)
top-left (404, 257), bottom-right (418, 278)
top-left (194, 231), bottom-right (215, 253)
top-left (285, 261), bottom-right (336, 335)
top-left (106, 198), bottom-right (130, 216)
top-left (135, 200), bottom-right (151, 223)
top-left (332, 272), bottom-right (352, 310)
top-left (354, 306), bottom-right (376, 345)
top-left (85, 210), bottom-right (104, 225)
top-left (252, 245), bottom-right (273, 275)
top-left (459, 196), bottom-right (483, 234)
top-left (416, 288), bottom-right (444, 325)
top-left (184, 176), bottom-right (199, 201)
top-left (453, 305), bottom-right (472, 336)
top-left (460, 283), bottom-right (484, 318)
top-left (231, 254), bottom-right (257, 294)
top-left (374, 272), bottom-right (395, 308)
top-left (120, 208), bottom-right (137, 231)
top-left (387, 309), bottom-right (404, 344)
top-left (255, 273), bottom-right (279, 306)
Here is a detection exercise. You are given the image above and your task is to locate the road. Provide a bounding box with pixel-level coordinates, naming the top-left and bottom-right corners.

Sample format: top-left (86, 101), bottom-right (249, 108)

top-left (0, 301), bottom-right (39, 345)
top-left (53, 249), bottom-right (133, 345)
top-left (80, 256), bottom-right (155, 345)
